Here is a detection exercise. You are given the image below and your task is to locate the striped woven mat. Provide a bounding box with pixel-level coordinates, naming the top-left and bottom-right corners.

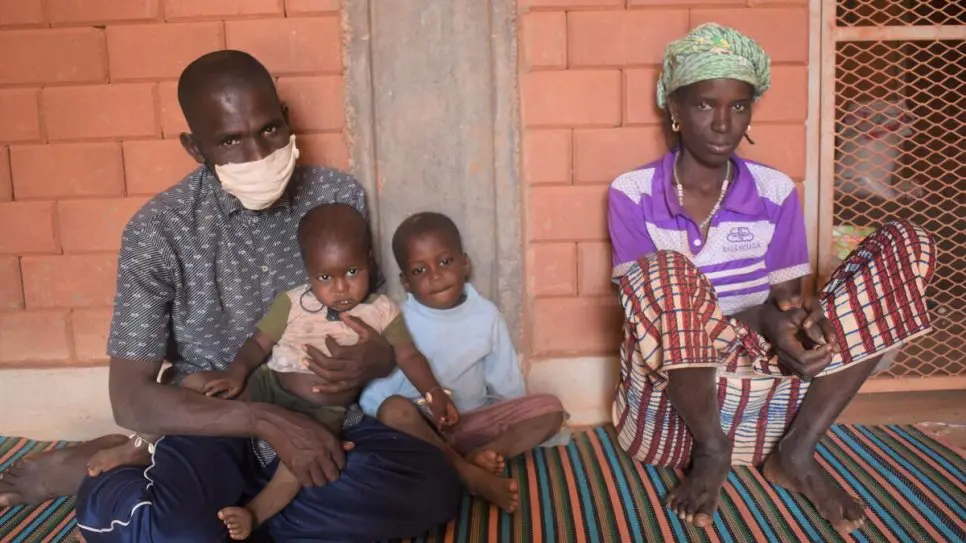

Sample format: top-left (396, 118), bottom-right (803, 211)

top-left (1, 425), bottom-right (963, 542)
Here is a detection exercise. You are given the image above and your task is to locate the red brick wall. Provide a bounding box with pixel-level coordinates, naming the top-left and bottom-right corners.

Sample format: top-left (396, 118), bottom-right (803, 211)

top-left (0, 0), bottom-right (347, 367)
top-left (519, 0), bottom-right (810, 359)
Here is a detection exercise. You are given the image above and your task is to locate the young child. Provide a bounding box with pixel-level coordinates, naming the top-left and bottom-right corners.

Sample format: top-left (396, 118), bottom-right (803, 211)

top-left (85, 203), bottom-right (459, 540)
top-left (360, 212), bottom-right (568, 513)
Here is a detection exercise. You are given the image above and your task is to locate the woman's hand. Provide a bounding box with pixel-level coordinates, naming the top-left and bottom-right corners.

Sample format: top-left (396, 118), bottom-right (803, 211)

top-left (759, 301), bottom-right (837, 379)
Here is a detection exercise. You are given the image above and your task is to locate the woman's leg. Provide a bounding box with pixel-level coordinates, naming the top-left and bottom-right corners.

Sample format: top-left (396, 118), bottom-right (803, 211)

top-left (615, 250), bottom-right (745, 527)
top-left (764, 221), bottom-right (936, 532)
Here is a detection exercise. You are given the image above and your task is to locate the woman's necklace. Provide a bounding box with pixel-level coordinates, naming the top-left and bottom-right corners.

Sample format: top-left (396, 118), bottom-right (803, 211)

top-left (673, 153), bottom-right (732, 233)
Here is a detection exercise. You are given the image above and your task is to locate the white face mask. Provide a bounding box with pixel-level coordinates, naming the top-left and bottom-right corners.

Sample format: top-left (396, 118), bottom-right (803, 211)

top-left (214, 135), bottom-right (300, 210)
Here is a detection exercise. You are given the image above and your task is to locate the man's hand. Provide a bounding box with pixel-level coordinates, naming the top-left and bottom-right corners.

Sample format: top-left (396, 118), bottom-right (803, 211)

top-left (759, 302), bottom-right (836, 379)
top-left (254, 405), bottom-right (354, 487)
top-left (304, 313), bottom-right (394, 394)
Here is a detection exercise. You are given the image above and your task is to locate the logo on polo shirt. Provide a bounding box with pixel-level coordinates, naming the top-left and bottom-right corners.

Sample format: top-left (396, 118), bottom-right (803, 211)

top-left (726, 227), bottom-right (755, 243)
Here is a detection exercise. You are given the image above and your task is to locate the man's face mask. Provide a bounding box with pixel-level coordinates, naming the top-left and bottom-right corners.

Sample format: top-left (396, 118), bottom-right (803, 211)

top-left (214, 135), bottom-right (300, 210)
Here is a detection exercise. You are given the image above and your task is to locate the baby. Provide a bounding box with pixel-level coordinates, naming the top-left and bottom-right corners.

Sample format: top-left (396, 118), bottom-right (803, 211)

top-left (361, 212), bottom-right (568, 514)
top-left (86, 203), bottom-right (457, 540)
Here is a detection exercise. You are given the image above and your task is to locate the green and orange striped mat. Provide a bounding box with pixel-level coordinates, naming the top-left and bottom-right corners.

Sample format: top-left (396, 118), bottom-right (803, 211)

top-left (2, 425), bottom-right (964, 542)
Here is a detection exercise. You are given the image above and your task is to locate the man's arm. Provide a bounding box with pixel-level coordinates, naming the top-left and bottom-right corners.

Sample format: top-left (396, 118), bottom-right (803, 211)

top-left (109, 357), bottom-right (261, 437)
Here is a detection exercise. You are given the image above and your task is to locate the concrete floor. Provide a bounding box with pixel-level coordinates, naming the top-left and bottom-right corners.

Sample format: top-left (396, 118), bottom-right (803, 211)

top-left (838, 389), bottom-right (966, 451)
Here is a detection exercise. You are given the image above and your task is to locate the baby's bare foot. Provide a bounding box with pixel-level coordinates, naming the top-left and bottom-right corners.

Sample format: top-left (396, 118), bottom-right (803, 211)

top-left (87, 440), bottom-right (152, 477)
top-left (218, 506), bottom-right (255, 541)
top-left (467, 449), bottom-right (505, 474)
top-left (463, 464), bottom-right (520, 513)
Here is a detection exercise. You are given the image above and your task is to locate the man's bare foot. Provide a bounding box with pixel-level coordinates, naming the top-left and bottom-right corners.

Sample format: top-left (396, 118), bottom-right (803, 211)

top-left (667, 441), bottom-right (732, 528)
top-left (467, 449), bottom-right (505, 474)
top-left (0, 435), bottom-right (128, 507)
top-left (87, 439), bottom-right (153, 477)
top-left (218, 506), bottom-right (255, 540)
top-left (763, 449), bottom-right (865, 533)
top-left (462, 464), bottom-right (520, 513)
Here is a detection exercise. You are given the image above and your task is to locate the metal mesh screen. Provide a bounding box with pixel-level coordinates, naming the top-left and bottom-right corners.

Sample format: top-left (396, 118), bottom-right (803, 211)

top-left (838, 0), bottom-right (966, 27)
top-left (832, 38), bottom-right (965, 379)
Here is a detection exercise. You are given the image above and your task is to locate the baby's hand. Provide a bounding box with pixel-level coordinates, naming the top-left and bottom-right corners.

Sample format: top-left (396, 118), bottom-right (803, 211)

top-left (202, 370), bottom-right (246, 399)
top-left (429, 393), bottom-right (460, 429)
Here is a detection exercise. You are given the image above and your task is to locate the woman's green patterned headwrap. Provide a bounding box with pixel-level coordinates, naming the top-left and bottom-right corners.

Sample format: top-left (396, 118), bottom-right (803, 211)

top-left (657, 23), bottom-right (771, 110)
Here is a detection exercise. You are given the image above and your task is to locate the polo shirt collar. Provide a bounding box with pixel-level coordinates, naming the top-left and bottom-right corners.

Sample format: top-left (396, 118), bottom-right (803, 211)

top-left (656, 151), bottom-right (762, 220)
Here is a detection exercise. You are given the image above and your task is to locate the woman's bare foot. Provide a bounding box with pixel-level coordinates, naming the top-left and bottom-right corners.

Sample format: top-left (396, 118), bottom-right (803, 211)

top-left (87, 439), bottom-right (153, 477)
top-left (467, 449), bottom-right (506, 474)
top-left (218, 506), bottom-right (255, 540)
top-left (763, 448), bottom-right (865, 533)
top-left (667, 441), bottom-right (732, 528)
top-left (0, 435), bottom-right (129, 507)
top-left (462, 464), bottom-right (520, 513)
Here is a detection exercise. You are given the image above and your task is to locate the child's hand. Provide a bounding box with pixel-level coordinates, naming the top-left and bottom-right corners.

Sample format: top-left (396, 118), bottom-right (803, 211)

top-left (429, 393), bottom-right (460, 429)
top-left (202, 370), bottom-right (246, 399)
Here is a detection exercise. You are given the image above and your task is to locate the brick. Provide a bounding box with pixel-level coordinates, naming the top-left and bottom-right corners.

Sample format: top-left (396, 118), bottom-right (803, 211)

top-left (226, 17), bottom-right (342, 74)
top-left (577, 241), bottom-right (613, 296)
top-left (523, 71), bottom-right (621, 127)
top-left (0, 257), bottom-right (23, 310)
top-left (624, 68), bottom-right (662, 125)
top-left (0, 89), bottom-right (41, 143)
top-left (522, 0), bottom-right (622, 8)
top-left (277, 76), bottom-right (345, 132)
top-left (573, 127), bottom-right (666, 183)
top-left (0, 0), bottom-right (43, 26)
top-left (0, 310), bottom-right (71, 363)
top-left (10, 143), bottom-right (125, 199)
top-left (528, 243), bottom-right (576, 296)
top-left (739, 123), bottom-right (805, 178)
top-left (165, 0), bottom-right (283, 19)
top-left (630, 0), bottom-right (742, 5)
top-left (108, 23), bottom-right (225, 81)
top-left (754, 65), bottom-right (808, 122)
top-left (22, 254), bottom-right (118, 308)
top-left (43, 84), bottom-right (158, 140)
top-left (524, 130), bottom-right (571, 185)
top-left (690, 8), bottom-right (809, 63)
top-left (568, 10), bottom-right (688, 67)
top-left (531, 296), bottom-right (621, 354)
top-left (298, 133), bottom-right (349, 170)
top-left (285, 0), bottom-right (340, 15)
top-left (0, 202), bottom-right (58, 255)
top-left (58, 198), bottom-right (149, 253)
top-left (123, 140), bottom-right (199, 195)
top-left (528, 185), bottom-right (608, 241)
top-left (0, 147), bottom-right (10, 201)
top-left (71, 307), bottom-right (113, 361)
top-left (750, 0), bottom-right (808, 4)
top-left (158, 81), bottom-right (189, 137)
top-left (46, 0), bottom-right (160, 24)
top-left (523, 12), bottom-right (566, 70)
top-left (0, 28), bottom-right (107, 85)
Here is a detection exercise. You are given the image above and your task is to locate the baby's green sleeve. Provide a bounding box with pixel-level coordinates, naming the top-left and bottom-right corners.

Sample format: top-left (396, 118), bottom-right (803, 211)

top-left (256, 292), bottom-right (293, 343)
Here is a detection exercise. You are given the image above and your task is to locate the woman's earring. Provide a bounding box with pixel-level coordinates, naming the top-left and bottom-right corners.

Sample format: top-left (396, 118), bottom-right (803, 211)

top-left (743, 124), bottom-right (756, 145)
top-left (671, 119), bottom-right (680, 132)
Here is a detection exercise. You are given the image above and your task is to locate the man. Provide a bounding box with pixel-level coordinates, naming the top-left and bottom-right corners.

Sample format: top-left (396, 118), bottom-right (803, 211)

top-left (0, 50), bottom-right (461, 542)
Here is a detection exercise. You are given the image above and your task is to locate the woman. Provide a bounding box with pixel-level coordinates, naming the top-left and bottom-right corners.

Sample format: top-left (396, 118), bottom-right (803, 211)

top-left (608, 24), bottom-right (934, 533)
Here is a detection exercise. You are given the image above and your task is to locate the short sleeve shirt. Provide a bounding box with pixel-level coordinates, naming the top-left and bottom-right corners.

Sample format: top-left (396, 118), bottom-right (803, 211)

top-left (608, 152), bottom-right (811, 315)
top-left (257, 290), bottom-right (412, 373)
top-left (107, 165), bottom-right (369, 379)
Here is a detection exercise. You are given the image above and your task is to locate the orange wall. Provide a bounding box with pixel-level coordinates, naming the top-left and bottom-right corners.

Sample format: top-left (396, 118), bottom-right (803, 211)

top-left (0, 0), bottom-right (347, 367)
top-left (519, 0), bottom-right (810, 360)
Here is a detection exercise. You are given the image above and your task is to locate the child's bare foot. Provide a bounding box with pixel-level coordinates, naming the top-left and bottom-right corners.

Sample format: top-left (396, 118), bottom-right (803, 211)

top-left (86, 439), bottom-right (152, 477)
top-left (667, 441), bottom-right (732, 528)
top-left (763, 448), bottom-right (866, 533)
top-left (467, 449), bottom-right (505, 474)
top-left (218, 506), bottom-right (255, 540)
top-left (463, 464), bottom-right (519, 513)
